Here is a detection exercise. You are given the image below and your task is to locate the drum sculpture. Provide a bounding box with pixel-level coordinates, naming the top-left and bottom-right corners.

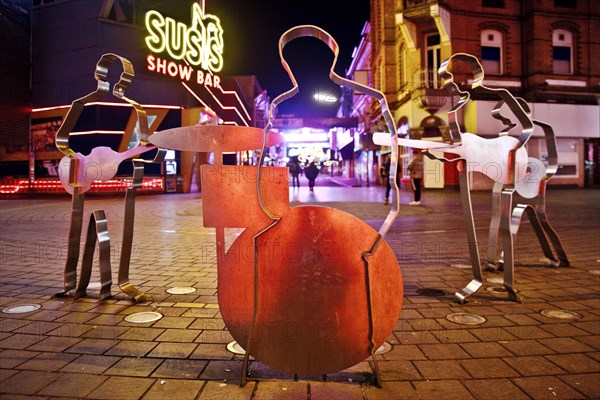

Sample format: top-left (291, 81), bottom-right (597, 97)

top-left (150, 25), bottom-right (404, 386)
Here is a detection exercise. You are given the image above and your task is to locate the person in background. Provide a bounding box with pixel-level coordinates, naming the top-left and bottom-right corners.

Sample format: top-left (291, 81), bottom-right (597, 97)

top-left (288, 159), bottom-right (302, 187)
top-left (381, 155), bottom-right (401, 205)
top-left (304, 161), bottom-right (319, 191)
top-left (407, 149), bottom-right (424, 205)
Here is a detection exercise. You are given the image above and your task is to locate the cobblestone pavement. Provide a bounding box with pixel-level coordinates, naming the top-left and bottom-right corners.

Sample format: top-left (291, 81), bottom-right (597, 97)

top-left (0, 185), bottom-right (599, 399)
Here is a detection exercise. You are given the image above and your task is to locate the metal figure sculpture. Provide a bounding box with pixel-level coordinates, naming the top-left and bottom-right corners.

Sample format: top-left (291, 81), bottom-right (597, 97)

top-left (150, 25), bottom-right (403, 386)
top-left (56, 53), bottom-right (165, 302)
top-left (486, 98), bottom-right (569, 270)
top-left (375, 53), bottom-right (544, 303)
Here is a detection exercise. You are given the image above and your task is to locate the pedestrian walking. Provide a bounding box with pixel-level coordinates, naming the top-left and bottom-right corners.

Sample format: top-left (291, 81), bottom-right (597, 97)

top-left (407, 149), bottom-right (423, 205)
top-left (381, 155), bottom-right (401, 205)
top-left (288, 159), bottom-right (302, 187)
top-left (305, 161), bottom-right (319, 191)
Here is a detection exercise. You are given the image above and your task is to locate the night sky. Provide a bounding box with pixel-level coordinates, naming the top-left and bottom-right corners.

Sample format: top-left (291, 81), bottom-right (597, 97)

top-left (204, 0), bottom-right (371, 117)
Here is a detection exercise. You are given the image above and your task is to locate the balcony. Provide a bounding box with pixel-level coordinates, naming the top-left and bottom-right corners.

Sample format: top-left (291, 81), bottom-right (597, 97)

top-left (412, 68), bottom-right (449, 114)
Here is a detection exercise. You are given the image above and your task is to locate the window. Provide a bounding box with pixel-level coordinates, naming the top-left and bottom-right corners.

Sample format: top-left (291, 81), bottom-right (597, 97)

top-left (482, 0), bottom-right (505, 7)
top-left (553, 29), bottom-right (573, 74)
top-left (554, 0), bottom-right (577, 7)
top-left (425, 33), bottom-right (441, 87)
top-left (481, 30), bottom-right (503, 74)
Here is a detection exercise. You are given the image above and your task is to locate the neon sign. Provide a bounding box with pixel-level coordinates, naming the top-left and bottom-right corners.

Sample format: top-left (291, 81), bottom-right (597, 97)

top-left (144, 3), bottom-right (223, 87)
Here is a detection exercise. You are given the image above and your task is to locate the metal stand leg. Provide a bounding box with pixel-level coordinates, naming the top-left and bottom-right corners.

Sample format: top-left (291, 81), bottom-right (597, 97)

top-left (118, 162), bottom-right (149, 302)
top-left (500, 190), bottom-right (520, 302)
top-left (486, 183), bottom-right (503, 272)
top-left (454, 163), bottom-right (483, 304)
top-left (537, 210), bottom-right (570, 267)
top-left (58, 191), bottom-right (85, 296)
top-left (76, 210), bottom-right (112, 300)
top-left (524, 207), bottom-right (558, 267)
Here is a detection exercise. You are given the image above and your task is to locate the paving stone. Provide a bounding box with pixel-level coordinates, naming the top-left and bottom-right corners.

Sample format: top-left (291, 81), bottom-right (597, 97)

top-left (0, 368), bottom-right (18, 383)
top-left (0, 370), bottom-right (60, 395)
top-left (459, 358), bottom-right (519, 378)
top-left (155, 329), bottom-right (201, 342)
top-left (26, 336), bottom-right (82, 352)
top-left (16, 352), bottom-right (78, 371)
top-left (413, 379), bottom-right (474, 400)
top-left (0, 334), bottom-right (44, 350)
top-left (430, 329), bottom-right (479, 343)
top-left (537, 337), bottom-right (595, 354)
top-left (500, 340), bottom-right (556, 356)
top-left (146, 342), bottom-right (197, 358)
top-left (86, 376), bottom-right (155, 400)
top-left (512, 376), bottom-right (586, 399)
top-left (363, 381), bottom-right (419, 400)
top-left (199, 360), bottom-right (243, 381)
top-left (413, 360), bottom-right (470, 380)
top-left (308, 381), bottom-right (363, 400)
top-left (64, 338), bottom-right (119, 354)
top-left (190, 343), bottom-right (233, 360)
top-left (252, 381), bottom-right (308, 400)
top-left (105, 357), bottom-right (162, 377)
top-left (197, 380), bottom-right (255, 400)
top-left (545, 353), bottom-right (600, 373)
top-left (143, 379), bottom-right (204, 399)
top-left (0, 350), bottom-right (40, 369)
top-left (116, 327), bottom-right (165, 341)
top-left (558, 373), bottom-right (600, 399)
top-left (151, 359), bottom-right (207, 379)
top-left (59, 354), bottom-right (120, 374)
top-left (460, 342), bottom-right (513, 358)
top-left (503, 356), bottom-right (565, 376)
top-left (105, 340), bottom-right (157, 357)
top-left (464, 378), bottom-right (530, 399)
top-left (37, 373), bottom-right (108, 398)
top-left (418, 343), bottom-right (470, 359)
top-left (378, 360), bottom-right (422, 381)
top-left (381, 344), bottom-right (426, 360)
top-left (195, 329), bottom-right (234, 344)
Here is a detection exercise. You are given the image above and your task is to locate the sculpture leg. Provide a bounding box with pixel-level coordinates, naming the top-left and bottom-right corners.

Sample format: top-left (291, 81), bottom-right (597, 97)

top-left (77, 210), bottom-right (112, 300)
top-left (58, 191), bottom-right (85, 296)
top-left (363, 241), bottom-right (384, 388)
top-left (500, 191), bottom-right (520, 302)
top-left (524, 207), bottom-right (559, 267)
top-left (537, 210), bottom-right (570, 267)
top-left (454, 161), bottom-right (483, 304)
top-left (118, 162), bottom-right (149, 302)
top-left (486, 182), bottom-right (503, 272)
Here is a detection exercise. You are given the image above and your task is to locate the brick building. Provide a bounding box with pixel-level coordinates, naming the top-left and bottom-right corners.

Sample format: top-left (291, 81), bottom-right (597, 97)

top-left (365, 0), bottom-right (599, 188)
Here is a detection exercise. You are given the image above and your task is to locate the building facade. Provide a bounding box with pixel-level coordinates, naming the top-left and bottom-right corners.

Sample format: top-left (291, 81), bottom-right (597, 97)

top-left (368, 0), bottom-right (600, 188)
top-left (0, 0), bottom-right (264, 194)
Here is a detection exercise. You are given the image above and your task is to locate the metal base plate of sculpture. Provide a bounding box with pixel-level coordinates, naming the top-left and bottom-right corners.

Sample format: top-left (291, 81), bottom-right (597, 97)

top-left (150, 25), bottom-right (403, 386)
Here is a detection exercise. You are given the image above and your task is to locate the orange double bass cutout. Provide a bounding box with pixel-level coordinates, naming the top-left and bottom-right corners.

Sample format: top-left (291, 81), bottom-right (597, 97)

top-left (150, 25), bottom-right (403, 384)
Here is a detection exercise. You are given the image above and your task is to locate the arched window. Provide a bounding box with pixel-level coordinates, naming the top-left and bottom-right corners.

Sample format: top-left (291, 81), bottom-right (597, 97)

top-left (481, 29), bottom-right (503, 75)
top-left (553, 29), bottom-right (573, 74)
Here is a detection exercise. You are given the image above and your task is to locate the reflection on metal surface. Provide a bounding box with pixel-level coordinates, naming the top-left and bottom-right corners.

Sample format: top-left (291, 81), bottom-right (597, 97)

top-left (124, 311), bottom-right (163, 323)
top-left (540, 309), bottom-right (583, 320)
top-left (374, 341), bottom-right (392, 355)
top-left (590, 270), bottom-right (600, 275)
top-left (446, 313), bottom-right (487, 325)
top-left (55, 54), bottom-right (164, 303)
top-left (417, 288), bottom-right (448, 297)
top-left (485, 277), bottom-right (505, 284)
top-left (166, 287), bottom-right (197, 295)
top-left (449, 263), bottom-right (472, 269)
top-left (2, 304), bottom-right (42, 314)
top-left (226, 341), bottom-right (246, 355)
top-left (486, 286), bottom-right (511, 294)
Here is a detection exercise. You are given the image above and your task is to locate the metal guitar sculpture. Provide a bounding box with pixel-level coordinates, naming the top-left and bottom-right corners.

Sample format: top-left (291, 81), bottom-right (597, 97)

top-left (56, 53), bottom-right (165, 302)
top-left (486, 97), bottom-right (569, 271)
top-left (150, 25), bottom-right (403, 386)
top-left (375, 53), bottom-right (538, 303)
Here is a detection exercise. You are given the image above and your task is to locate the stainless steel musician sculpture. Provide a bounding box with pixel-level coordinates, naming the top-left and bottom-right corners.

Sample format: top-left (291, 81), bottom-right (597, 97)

top-left (150, 25), bottom-right (403, 386)
top-left (375, 53), bottom-right (568, 303)
top-left (56, 54), bottom-right (165, 302)
top-left (486, 97), bottom-right (570, 271)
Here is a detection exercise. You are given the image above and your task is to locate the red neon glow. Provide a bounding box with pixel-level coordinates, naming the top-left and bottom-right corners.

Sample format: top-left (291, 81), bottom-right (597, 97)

top-left (32, 102), bottom-right (182, 113)
top-left (180, 82), bottom-right (238, 126)
top-left (217, 86), bottom-right (252, 121)
top-left (0, 178), bottom-right (164, 194)
top-left (205, 86), bottom-right (249, 126)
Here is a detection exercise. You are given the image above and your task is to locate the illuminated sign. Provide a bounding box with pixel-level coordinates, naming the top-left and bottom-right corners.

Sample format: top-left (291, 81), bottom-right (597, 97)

top-left (145, 3), bottom-right (223, 87)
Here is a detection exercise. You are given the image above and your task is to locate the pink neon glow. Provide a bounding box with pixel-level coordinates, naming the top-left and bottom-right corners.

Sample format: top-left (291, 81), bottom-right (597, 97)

top-left (181, 82), bottom-right (238, 126)
top-left (0, 178), bottom-right (164, 194)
